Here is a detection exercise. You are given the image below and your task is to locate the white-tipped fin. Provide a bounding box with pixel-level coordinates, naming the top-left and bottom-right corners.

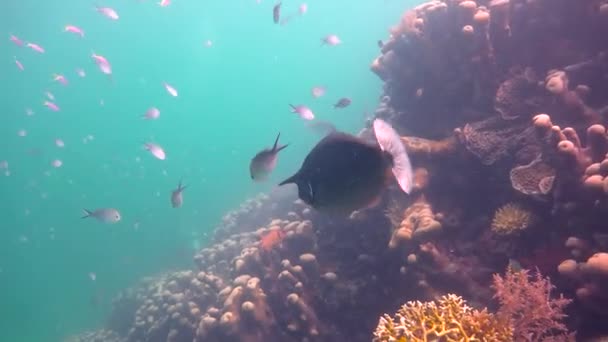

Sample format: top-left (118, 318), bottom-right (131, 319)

top-left (373, 119), bottom-right (413, 194)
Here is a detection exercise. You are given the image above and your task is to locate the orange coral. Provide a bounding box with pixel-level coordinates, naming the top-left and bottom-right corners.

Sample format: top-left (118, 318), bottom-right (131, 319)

top-left (373, 294), bottom-right (513, 342)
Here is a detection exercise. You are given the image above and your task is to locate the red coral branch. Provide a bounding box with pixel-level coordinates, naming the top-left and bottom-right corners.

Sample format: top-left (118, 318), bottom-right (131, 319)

top-left (492, 267), bottom-right (574, 342)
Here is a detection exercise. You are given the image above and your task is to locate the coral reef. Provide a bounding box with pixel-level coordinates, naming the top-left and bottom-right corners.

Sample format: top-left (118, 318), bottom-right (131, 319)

top-left (73, 0), bottom-right (608, 341)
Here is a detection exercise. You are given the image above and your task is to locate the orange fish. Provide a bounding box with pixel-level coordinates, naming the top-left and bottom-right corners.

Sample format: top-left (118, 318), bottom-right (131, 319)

top-left (260, 229), bottom-right (285, 251)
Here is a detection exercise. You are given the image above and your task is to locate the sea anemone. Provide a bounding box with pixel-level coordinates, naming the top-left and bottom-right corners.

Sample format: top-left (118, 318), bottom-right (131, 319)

top-left (491, 203), bottom-right (533, 235)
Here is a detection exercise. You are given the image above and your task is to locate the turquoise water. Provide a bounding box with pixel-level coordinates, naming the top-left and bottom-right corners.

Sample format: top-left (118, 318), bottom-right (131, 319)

top-left (1, 0), bottom-right (409, 340)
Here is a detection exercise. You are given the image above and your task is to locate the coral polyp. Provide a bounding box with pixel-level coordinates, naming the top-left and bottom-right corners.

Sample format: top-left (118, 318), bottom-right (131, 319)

top-left (491, 203), bottom-right (533, 236)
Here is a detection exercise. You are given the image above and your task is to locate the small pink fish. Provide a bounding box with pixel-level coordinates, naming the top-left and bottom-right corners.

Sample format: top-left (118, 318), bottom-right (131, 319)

top-left (142, 107), bottom-right (160, 120)
top-left (322, 34), bottom-right (341, 46)
top-left (163, 82), bottom-right (178, 97)
top-left (65, 25), bottom-right (85, 37)
top-left (44, 101), bottom-right (60, 112)
top-left (289, 104), bottom-right (315, 120)
top-left (51, 159), bottom-right (63, 168)
top-left (10, 34), bottom-right (23, 46)
top-left (26, 42), bottom-right (45, 53)
top-left (45, 91), bottom-right (55, 100)
top-left (311, 86), bottom-right (325, 98)
top-left (76, 68), bottom-right (86, 77)
top-left (250, 133), bottom-right (288, 181)
top-left (171, 180), bottom-right (187, 208)
top-left (299, 3), bottom-right (308, 15)
top-left (91, 52), bottom-right (109, 65)
top-left (96, 6), bottom-right (119, 20)
top-left (144, 142), bottom-right (166, 160)
top-left (14, 57), bottom-right (24, 71)
top-left (55, 139), bottom-right (65, 147)
top-left (98, 62), bottom-right (112, 75)
top-left (159, 0), bottom-right (171, 6)
top-left (53, 74), bottom-right (68, 85)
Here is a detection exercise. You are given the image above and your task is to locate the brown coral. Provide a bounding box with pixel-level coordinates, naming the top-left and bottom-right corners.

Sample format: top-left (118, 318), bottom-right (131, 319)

top-left (400, 135), bottom-right (460, 159)
top-left (389, 195), bottom-right (442, 249)
top-left (457, 116), bottom-right (536, 165)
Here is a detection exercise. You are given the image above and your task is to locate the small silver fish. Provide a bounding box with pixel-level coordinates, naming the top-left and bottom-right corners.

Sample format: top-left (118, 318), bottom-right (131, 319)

top-left (171, 180), bottom-right (187, 208)
top-left (333, 97), bottom-right (352, 109)
top-left (250, 133), bottom-right (289, 181)
top-left (82, 208), bottom-right (121, 224)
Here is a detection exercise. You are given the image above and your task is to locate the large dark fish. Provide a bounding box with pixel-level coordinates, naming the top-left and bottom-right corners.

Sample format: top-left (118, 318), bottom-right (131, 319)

top-left (250, 133), bottom-right (289, 181)
top-left (333, 97), bottom-right (352, 109)
top-left (279, 119), bottom-right (412, 215)
top-left (273, 2), bottom-right (282, 24)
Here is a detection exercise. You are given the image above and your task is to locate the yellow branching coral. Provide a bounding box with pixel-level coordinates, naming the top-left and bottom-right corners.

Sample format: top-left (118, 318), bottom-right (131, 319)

top-left (373, 294), bottom-right (513, 342)
top-left (491, 203), bottom-right (533, 236)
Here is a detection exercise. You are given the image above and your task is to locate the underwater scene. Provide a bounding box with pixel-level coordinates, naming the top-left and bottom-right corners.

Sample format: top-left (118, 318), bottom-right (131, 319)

top-left (2, 0), bottom-right (608, 341)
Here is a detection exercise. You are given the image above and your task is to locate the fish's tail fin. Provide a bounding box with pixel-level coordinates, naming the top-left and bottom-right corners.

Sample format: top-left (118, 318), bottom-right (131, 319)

top-left (279, 173), bottom-right (313, 203)
top-left (82, 209), bottom-right (93, 219)
top-left (272, 132), bottom-right (281, 150)
top-left (278, 174), bottom-right (297, 187)
top-left (373, 119), bottom-right (413, 194)
top-left (288, 104), bottom-right (296, 112)
top-left (272, 133), bottom-right (289, 153)
top-left (276, 143), bottom-right (289, 153)
top-left (178, 178), bottom-right (187, 191)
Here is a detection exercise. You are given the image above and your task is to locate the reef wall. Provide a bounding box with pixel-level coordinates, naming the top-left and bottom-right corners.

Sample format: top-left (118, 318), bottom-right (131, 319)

top-left (68, 0), bottom-right (608, 341)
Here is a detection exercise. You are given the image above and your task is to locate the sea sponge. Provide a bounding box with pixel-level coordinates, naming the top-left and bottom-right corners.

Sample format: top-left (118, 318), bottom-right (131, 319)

top-left (491, 203), bottom-right (533, 235)
top-left (372, 294), bottom-right (513, 342)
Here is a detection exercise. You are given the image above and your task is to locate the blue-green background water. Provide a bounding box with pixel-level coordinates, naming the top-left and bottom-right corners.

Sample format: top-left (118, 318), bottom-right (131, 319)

top-left (1, 0), bottom-right (410, 340)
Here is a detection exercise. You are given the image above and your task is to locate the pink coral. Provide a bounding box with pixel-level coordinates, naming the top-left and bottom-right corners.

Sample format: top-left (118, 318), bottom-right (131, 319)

top-left (492, 268), bottom-right (573, 341)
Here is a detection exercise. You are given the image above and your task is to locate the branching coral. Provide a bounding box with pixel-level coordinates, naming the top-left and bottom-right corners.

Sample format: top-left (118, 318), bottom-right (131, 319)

top-left (372, 294), bottom-right (513, 342)
top-left (491, 203), bottom-right (534, 236)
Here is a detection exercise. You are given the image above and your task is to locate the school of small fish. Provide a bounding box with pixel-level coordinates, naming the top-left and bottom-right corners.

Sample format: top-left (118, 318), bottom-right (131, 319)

top-left (4, 1), bottom-right (412, 285)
